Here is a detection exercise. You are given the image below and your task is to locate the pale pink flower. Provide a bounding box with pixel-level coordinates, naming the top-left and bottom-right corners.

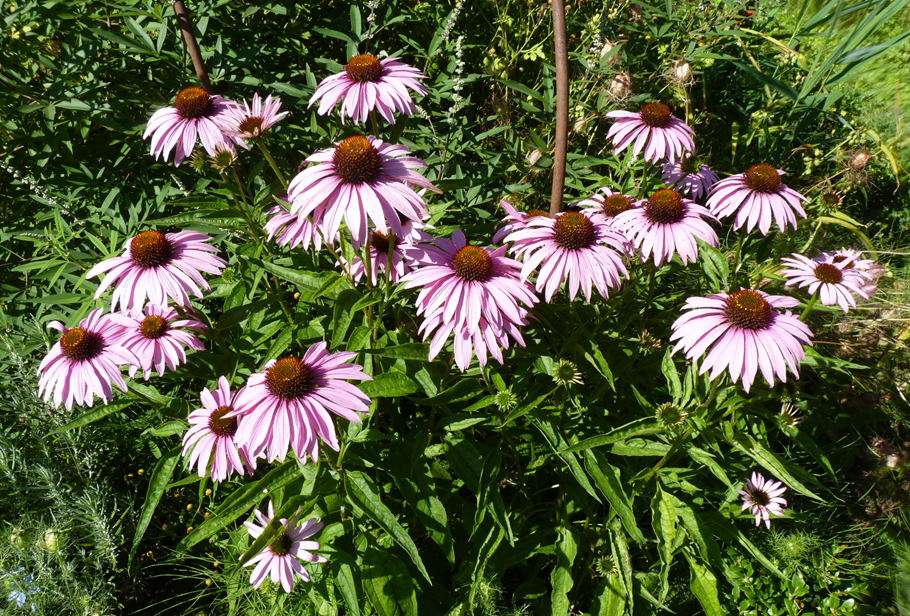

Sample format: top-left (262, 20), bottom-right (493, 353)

top-left (505, 210), bottom-right (630, 302)
top-left (228, 343), bottom-right (372, 463)
top-left (264, 195), bottom-right (334, 251)
top-left (738, 471), bottom-right (787, 529)
top-left (492, 200), bottom-right (551, 244)
top-left (671, 290), bottom-right (813, 393)
top-left (347, 221), bottom-right (431, 285)
top-left (216, 93), bottom-right (288, 140)
top-left (37, 309), bottom-right (136, 410)
top-left (611, 188), bottom-right (718, 267)
top-left (108, 304), bottom-right (205, 380)
top-left (779, 253), bottom-right (872, 312)
top-left (815, 249), bottom-right (885, 299)
top-left (143, 87), bottom-right (240, 166)
top-left (661, 158), bottom-right (720, 200)
top-left (575, 187), bottom-right (638, 221)
top-left (309, 54), bottom-right (427, 124)
top-left (86, 230), bottom-right (227, 312)
top-left (401, 231), bottom-right (538, 372)
top-left (287, 135), bottom-right (440, 247)
top-left (243, 501), bottom-right (326, 592)
top-left (605, 103), bottom-right (695, 164)
top-left (182, 376), bottom-right (256, 482)
top-left (706, 164), bottom-right (808, 235)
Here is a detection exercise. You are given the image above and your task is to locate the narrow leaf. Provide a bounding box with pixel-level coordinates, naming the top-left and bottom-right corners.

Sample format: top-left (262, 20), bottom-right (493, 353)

top-left (49, 401), bottom-right (132, 434)
top-left (128, 446), bottom-right (180, 567)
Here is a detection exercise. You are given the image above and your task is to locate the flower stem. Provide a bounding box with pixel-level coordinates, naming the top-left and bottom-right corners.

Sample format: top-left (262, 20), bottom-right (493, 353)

top-left (800, 290), bottom-right (819, 322)
top-left (258, 141), bottom-right (288, 190)
top-left (225, 170), bottom-right (262, 245)
top-left (369, 111), bottom-right (380, 139)
top-left (730, 231), bottom-right (746, 289)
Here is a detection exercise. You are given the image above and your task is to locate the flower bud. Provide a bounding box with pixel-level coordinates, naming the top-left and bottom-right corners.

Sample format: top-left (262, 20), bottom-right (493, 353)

top-left (609, 73), bottom-right (632, 99)
top-left (527, 149), bottom-right (543, 167)
top-left (39, 529), bottom-right (61, 552)
top-left (672, 59), bottom-right (692, 83)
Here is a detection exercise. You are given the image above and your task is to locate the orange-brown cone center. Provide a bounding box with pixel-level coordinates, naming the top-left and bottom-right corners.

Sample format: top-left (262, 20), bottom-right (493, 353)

top-left (640, 103), bottom-right (672, 128)
top-left (131, 231), bottom-right (174, 269)
top-left (60, 327), bottom-right (104, 361)
top-left (175, 87), bottom-right (214, 120)
top-left (748, 489), bottom-right (770, 506)
top-left (452, 245), bottom-right (494, 282)
top-left (724, 290), bottom-right (773, 331)
top-left (140, 315), bottom-right (169, 339)
top-left (553, 211), bottom-right (596, 250)
top-left (333, 136), bottom-right (382, 184)
top-left (209, 406), bottom-right (238, 437)
top-left (526, 209), bottom-right (550, 219)
top-left (813, 263), bottom-right (843, 284)
top-left (743, 164), bottom-right (781, 193)
top-left (266, 357), bottom-right (316, 400)
top-left (270, 531), bottom-right (294, 556)
top-left (372, 230), bottom-right (394, 254)
top-left (345, 54), bottom-right (384, 83)
top-left (645, 189), bottom-right (686, 225)
top-left (601, 195), bottom-right (633, 217)
top-left (237, 116), bottom-right (264, 136)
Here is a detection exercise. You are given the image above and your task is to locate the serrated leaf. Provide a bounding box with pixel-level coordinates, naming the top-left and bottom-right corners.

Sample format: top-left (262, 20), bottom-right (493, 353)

top-left (128, 446), bottom-right (180, 567)
top-left (146, 420), bottom-right (188, 437)
top-left (345, 470), bottom-right (431, 583)
top-left (651, 486), bottom-right (677, 601)
top-left (48, 401), bottom-right (132, 434)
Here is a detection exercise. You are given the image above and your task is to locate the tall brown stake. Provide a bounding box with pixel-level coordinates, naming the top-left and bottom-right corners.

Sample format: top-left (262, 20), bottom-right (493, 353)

top-left (173, 0), bottom-right (213, 93)
top-left (549, 0), bottom-right (569, 216)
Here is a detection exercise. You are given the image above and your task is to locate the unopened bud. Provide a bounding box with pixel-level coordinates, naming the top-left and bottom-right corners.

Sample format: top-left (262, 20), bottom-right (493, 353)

top-left (610, 73), bottom-right (632, 99)
top-left (672, 59), bottom-right (692, 83)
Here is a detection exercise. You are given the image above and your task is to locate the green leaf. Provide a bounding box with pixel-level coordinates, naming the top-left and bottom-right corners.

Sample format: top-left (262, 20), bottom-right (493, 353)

top-left (783, 426), bottom-right (836, 480)
top-left (446, 435), bottom-right (515, 543)
top-left (365, 343), bottom-right (430, 361)
top-left (128, 446), bottom-right (180, 567)
top-left (684, 552), bottom-right (727, 616)
top-left (359, 371), bottom-right (419, 398)
top-left (661, 348), bottom-right (683, 402)
top-left (242, 256), bottom-right (339, 295)
top-left (550, 528), bottom-right (578, 616)
top-left (345, 471), bottom-right (431, 583)
top-left (500, 79), bottom-right (544, 103)
top-left (584, 450), bottom-right (645, 543)
top-left (177, 461), bottom-right (305, 551)
top-left (583, 344), bottom-right (615, 390)
top-left (332, 289), bottom-right (362, 350)
top-left (561, 418), bottom-right (664, 453)
top-left (123, 16), bottom-right (156, 52)
top-left (361, 543), bottom-right (418, 616)
top-left (409, 379), bottom-right (484, 405)
top-left (48, 401), bottom-right (132, 434)
top-left (533, 414), bottom-right (602, 504)
top-left (146, 420), bottom-right (188, 438)
top-left (609, 517), bottom-right (634, 615)
top-left (238, 495), bottom-right (318, 566)
top-left (671, 496), bottom-right (725, 574)
top-left (127, 381), bottom-right (173, 406)
top-left (731, 60), bottom-right (798, 101)
top-left (335, 559), bottom-right (362, 616)
top-left (215, 298), bottom-right (272, 332)
top-left (651, 486), bottom-right (677, 601)
top-left (696, 238), bottom-right (730, 292)
top-left (500, 387), bottom-right (556, 426)
top-left (592, 575), bottom-right (627, 616)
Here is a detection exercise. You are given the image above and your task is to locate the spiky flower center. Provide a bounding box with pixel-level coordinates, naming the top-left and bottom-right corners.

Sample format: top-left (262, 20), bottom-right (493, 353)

top-left (452, 245), bottom-right (494, 282)
top-left (209, 406), bottom-right (238, 437)
top-left (270, 531), bottom-right (293, 556)
top-left (724, 290), bottom-right (773, 331)
top-left (640, 103), bottom-right (672, 128)
top-left (645, 189), bottom-right (686, 224)
top-left (820, 190), bottom-right (841, 207)
top-left (748, 488), bottom-right (770, 507)
top-left (266, 357), bottom-right (316, 400)
top-left (743, 164), bottom-right (781, 193)
top-left (657, 403), bottom-right (686, 427)
top-left (372, 230), bottom-right (393, 254)
top-left (130, 231), bottom-right (174, 269)
top-left (140, 315), bottom-right (169, 339)
top-left (346, 54), bottom-right (384, 83)
top-left (60, 327), bottom-right (103, 361)
top-left (679, 156), bottom-right (700, 175)
top-left (526, 209), bottom-right (550, 219)
top-left (553, 212), bottom-right (596, 250)
top-left (601, 195), bottom-right (633, 217)
top-left (175, 87), bottom-right (213, 119)
top-left (237, 117), bottom-right (264, 136)
top-left (333, 136), bottom-right (382, 185)
top-left (831, 255), bottom-right (854, 269)
top-left (813, 263), bottom-right (843, 284)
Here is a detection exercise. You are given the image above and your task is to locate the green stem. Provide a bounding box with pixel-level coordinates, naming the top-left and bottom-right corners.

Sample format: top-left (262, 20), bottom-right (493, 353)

top-left (225, 170), bottom-right (261, 245)
top-left (369, 110), bottom-right (380, 139)
top-left (800, 220), bottom-right (823, 255)
top-left (800, 290), bottom-right (819, 322)
top-left (730, 231), bottom-right (746, 289)
top-left (641, 265), bottom-right (656, 325)
top-left (258, 141), bottom-right (288, 190)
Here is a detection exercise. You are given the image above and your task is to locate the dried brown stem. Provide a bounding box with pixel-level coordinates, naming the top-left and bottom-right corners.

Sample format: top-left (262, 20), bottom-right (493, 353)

top-left (549, 0), bottom-right (569, 216)
top-left (172, 0), bottom-right (212, 93)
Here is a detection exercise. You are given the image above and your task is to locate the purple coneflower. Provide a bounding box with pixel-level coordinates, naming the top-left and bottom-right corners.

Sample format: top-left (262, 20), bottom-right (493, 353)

top-left (605, 103), bottom-right (694, 164)
top-left (243, 501), bottom-right (326, 592)
top-left (217, 93), bottom-right (288, 141)
top-left (348, 221), bottom-right (431, 286)
top-left (86, 230), bottom-right (227, 312)
top-left (661, 157), bottom-right (720, 200)
top-left (575, 187), bottom-right (637, 221)
top-left (505, 210), bottom-right (630, 302)
top-left (228, 343), bottom-right (372, 463)
top-left (108, 304), bottom-right (206, 380)
top-left (264, 195), bottom-right (334, 251)
top-left (401, 231), bottom-right (538, 372)
top-left (670, 290), bottom-right (813, 393)
top-left (611, 188), bottom-right (718, 267)
top-left (143, 87), bottom-right (240, 166)
top-left (492, 200), bottom-right (551, 244)
top-left (38, 309), bottom-right (136, 410)
top-left (738, 471), bottom-right (787, 529)
top-left (815, 249), bottom-right (885, 298)
top-left (706, 164), bottom-right (807, 235)
top-left (779, 253), bottom-right (871, 312)
top-left (287, 135), bottom-right (440, 248)
top-left (182, 376), bottom-right (256, 482)
top-left (309, 54), bottom-right (428, 124)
